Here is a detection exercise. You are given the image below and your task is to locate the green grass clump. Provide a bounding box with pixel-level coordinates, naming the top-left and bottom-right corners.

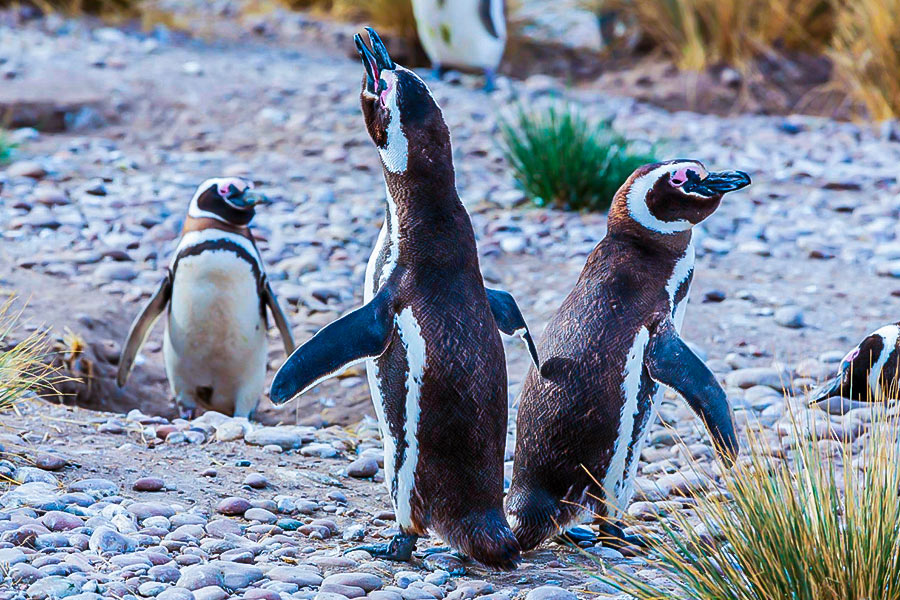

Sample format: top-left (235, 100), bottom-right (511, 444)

top-left (0, 300), bottom-right (55, 411)
top-left (0, 132), bottom-right (17, 166)
top-left (499, 105), bottom-right (654, 212)
top-left (597, 403), bottom-right (900, 600)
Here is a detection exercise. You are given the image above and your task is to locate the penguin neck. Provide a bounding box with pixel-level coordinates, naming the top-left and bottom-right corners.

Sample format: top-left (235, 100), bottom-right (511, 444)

top-left (606, 215), bottom-right (694, 259)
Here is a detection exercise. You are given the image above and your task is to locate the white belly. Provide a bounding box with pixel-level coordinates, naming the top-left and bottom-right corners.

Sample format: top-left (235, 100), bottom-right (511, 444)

top-left (163, 251), bottom-right (267, 407)
top-left (412, 0), bottom-right (506, 71)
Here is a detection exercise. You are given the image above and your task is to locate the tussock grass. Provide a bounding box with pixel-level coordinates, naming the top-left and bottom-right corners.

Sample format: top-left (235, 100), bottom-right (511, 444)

top-left (597, 399), bottom-right (900, 600)
top-left (0, 131), bottom-right (16, 166)
top-left (278, 0), bottom-right (417, 45)
top-left (0, 299), bottom-right (55, 411)
top-left (830, 0), bottom-right (900, 120)
top-left (600, 0), bottom-right (834, 70)
top-left (498, 105), bottom-right (654, 212)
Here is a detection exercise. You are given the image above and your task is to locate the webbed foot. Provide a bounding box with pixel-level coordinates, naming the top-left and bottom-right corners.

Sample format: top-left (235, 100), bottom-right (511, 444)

top-left (346, 531), bottom-right (418, 562)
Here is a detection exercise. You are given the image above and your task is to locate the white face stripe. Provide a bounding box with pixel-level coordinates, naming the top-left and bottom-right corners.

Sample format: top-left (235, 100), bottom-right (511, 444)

top-left (171, 229), bottom-right (263, 271)
top-left (626, 162), bottom-right (704, 234)
top-left (393, 306), bottom-right (427, 529)
top-left (667, 237), bottom-right (695, 332)
top-left (379, 71), bottom-right (409, 174)
top-left (869, 326), bottom-right (900, 399)
top-left (602, 325), bottom-right (650, 516)
top-left (187, 177), bottom-right (253, 222)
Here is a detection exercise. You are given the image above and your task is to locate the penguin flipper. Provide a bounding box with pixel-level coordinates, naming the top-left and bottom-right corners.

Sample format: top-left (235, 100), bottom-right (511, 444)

top-left (263, 277), bottom-right (296, 356)
top-left (269, 286), bottom-right (396, 405)
top-left (485, 288), bottom-right (540, 369)
top-left (116, 271), bottom-right (172, 388)
top-left (645, 318), bottom-right (739, 465)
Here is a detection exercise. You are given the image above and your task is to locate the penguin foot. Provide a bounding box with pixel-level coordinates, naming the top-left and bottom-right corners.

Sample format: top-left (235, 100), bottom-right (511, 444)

top-left (483, 69), bottom-right (497, 93)
top-left (552, 525), bottom-right (597, 547)
top-left (346, 532), bottom-right (418, 562)
top-left (597, 522), bottom-right (649, 550)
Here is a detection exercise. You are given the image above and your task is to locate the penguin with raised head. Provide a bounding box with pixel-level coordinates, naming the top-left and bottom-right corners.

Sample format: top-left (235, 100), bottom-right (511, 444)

top-left (809, 323), bottom-right (900, 411)
top-left (117, 178), bottom-right (295, 419)
top-left (411, 0), bottom-right (506, 90)
top-left (505, 160), bottom-right (750, 552)
top-left (269, 28), bottom-right (538, 569)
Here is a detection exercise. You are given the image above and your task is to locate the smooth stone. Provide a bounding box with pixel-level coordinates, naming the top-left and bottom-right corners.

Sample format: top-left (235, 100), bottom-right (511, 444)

top-left (41, 511), bottom-right (83, 531)
top-left (134, 478), bottom-right (166, 492)
top-left (300, 443), bottom-right (339, 459)
top-left (129, 503), bottom-right (176, 520)
top-left (89, 526), bottom-right (133, 554)
top-left (192, 587), bottom-right (228, 600)
top-left (34, 454), bottom-right (67, 471)
top-left (243, 508), bottom-right (277, 524)
top-left (774, 306), bottom-right (805, 329)
top-left (176, 561), bottom-right (264, 592)
top-left (157, 589), bottom-right (196, 600)
top-left (524, 586), bottom-right (578, 600)
top-left (345, 458), bottom-right (378, 479)
top-left (216, 498), bottom-right (251, 516)
top-left (26, 575), bottom-right (81, 599)
top-left (244, 427), bottom-right (311, 450)
top-left (206, 519), bottom-right (242, 538)
top-left (68, 479), bottom-right (118, 496)
top-left (724, 368), bottom-right (787, 391)
top-left (14, 466), bottom-right (59, 485)
top-left (266, 566), bottom-right (323, 587)
top-left (148, 564), bottom-right (182, 583)
top-left (242, 474), bottom-right (267, 489)
top-left (323, 573), bottom-right (382, 592)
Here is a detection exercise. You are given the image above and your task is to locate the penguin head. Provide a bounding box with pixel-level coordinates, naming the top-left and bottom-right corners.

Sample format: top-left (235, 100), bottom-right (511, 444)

top-left (811, 330), bottom-right (893, 405)
top-left (612, 160), bottom-right (751, 234)
top-left (188, 177), bottom-right (266, 226)
top-left (355, 27), bottom-right (447, 175)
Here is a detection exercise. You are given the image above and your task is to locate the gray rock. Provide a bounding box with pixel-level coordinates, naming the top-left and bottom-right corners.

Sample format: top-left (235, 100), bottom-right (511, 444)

top-left (88, 526), bottom-right (133, 554)
top-left (322, 573), bottom-right (382, 593)
top-left (133, 477), bottom-right (166, 492)
top-left (176, 561), bottom-right (264, 592)
top-left (724, 367), bottom-right (787, 391)
top-left (26, 575), bottom-right (81, 599)
top-left (345, 457), bottom-right (378, 478)
top-left (15, 466), bottom-right (59, 485)
top-left (266, 566), bottom-right (323, 588)
top-left (215, 497), bottom-right (251, 516)
top-left (244, 426), bottom-right (311, 450)
top-left (524, 586), bottom-right (577, 600)
top-left (68, 478), bottom-right (118, 496)
top-left (301, 443), bottom-right (339, 459)
top-left (774, 306), bottom-right (805, 329)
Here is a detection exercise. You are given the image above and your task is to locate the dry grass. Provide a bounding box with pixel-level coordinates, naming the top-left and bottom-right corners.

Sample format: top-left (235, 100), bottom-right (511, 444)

top-left (597, 399), bottom-right (900, 600)
top-left (599, 0), bottom-right (834, 70)
top-left (276, 0), bottom-right (417, 44)
top-left (0, 299), bottom-right (56, 411)
top-left (830, 0), bottom-right (900, 120)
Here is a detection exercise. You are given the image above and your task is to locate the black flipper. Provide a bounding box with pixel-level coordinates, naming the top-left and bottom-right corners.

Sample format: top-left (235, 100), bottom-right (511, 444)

top-left (485, 288), bottom-right (540, 369)
top-left (269, 286), bottom-right (395, 405)
top-left (262, 277), bottom-right (296, 356)
top-left (645, 318), bottom-right (739, 465)
top-left (117, 271), bottom-right (172, 388)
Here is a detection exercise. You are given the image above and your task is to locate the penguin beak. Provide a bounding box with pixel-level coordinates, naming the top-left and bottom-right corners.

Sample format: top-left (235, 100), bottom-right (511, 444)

top-left (808, 372), bottom-right (846, 406)
top-left (226, 187), bottom-right (266, 209)
top-left (355, 27), bottom-right (395, 96)
top-left (684, 170), bottom-right (752, 197)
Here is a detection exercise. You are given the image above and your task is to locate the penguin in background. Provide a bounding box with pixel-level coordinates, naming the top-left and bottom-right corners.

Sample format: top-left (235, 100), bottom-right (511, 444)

top-left (411, 0), bottom-right (506, 91)
top-left (810, 323), bottom-right (900, 411)
top-left (270, 29), bottom-right (539, 569)
top-left (506, 160), bottom-right (749, 552)
top-left (117, 178), bottom-right (295, 419)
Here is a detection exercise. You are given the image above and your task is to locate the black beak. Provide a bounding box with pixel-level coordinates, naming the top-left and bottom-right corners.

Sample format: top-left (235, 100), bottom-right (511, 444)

top-left (355, 27), bottom-right (395, 96)
top-left (808, 372), bottom-right (845, 406)
top-left (685, 170), bottom-right (752, 197)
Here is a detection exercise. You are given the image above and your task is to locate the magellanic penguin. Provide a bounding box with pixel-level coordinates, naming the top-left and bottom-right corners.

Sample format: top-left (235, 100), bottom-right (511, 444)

top-left (809, 323), bottom-right (900, 412)
top-left (411, 0), bottom-right (506, 90)
top-left (506, 160), bottom-right (750, 552)
top-left (269, 29), bottom-right (539, 569)
top-left (117, 178), bottom-right (295, 419)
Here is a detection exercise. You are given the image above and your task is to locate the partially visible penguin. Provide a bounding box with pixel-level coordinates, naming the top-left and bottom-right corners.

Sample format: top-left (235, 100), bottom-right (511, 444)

top-left (269, 29), bottom-right (539, 569)
top-left (809, 323), bottom-right (900, 412)
top-left (506, 160), bottom-right (750, 552)
top-left (117, 178), bottom-right (295, 419)
top-left (412, 0), bottom-right (506, 90)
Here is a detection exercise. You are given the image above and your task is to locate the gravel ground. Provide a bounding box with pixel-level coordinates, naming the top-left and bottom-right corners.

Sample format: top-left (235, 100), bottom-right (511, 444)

top-left (3, 7), bottom-right (900, 600)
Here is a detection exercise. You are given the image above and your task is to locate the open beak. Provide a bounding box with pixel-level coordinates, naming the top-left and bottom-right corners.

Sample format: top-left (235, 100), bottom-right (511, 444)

top-left (354, 27), bottom-right (395, 95)
top-left (685, 170), bottom-right (752, 197)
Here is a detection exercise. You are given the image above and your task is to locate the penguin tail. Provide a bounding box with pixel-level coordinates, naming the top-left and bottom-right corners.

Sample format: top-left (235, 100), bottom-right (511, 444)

top-left (505, 486), bottom-right (569, 552)
top-left (440, 508), bottom-right (521, 570)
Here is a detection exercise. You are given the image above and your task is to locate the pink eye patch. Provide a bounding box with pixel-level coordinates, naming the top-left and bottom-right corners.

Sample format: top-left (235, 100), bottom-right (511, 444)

top-left (842, 347), bottom-right (860, 367)
top-left (217, 178), bottom-right (252, 197)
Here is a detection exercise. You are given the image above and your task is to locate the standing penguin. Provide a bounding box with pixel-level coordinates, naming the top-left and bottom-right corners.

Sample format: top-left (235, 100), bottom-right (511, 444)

top-left (117, 178), bottom-right (295, 419)
top-left (506, 161), bottom-right (749, 552)
top-left (809, 323), bottom-right (900, 410)
top-left (269, 29), bottom-right (538, 569)
top-left (411, 0), bottom-right (506, 90)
